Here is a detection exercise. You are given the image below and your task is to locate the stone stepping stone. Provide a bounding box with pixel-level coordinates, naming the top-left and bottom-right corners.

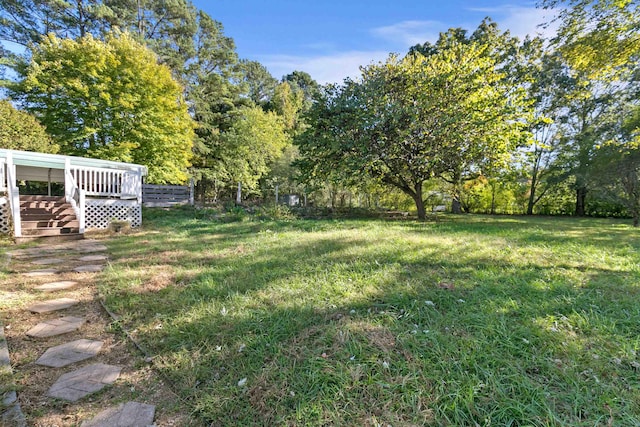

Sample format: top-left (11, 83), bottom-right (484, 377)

top-left (31, 258), bottom-right (65, 266)
top-left (1, 327), bottom-right (27, 426)
top-left (47, 363), bottom-right (121, 402)
top-left (34, 281), bottom-right (79, 292)
top-left (81, 401), bottom-right (156, 427)
top-left (27, 298), bottom-right (79, 314)
top-left (23, 269), bottom-right (59, 277)
top-left (78, 254), bottom-right (108, 262)
top-left (36, 339), bottom-right (103, 368)
top-left (26, 316), bottom-right (85, 338)
top-left (74, 264), bottom-right (104, 273)
top-left (78, 244), bottom-right (108, 253)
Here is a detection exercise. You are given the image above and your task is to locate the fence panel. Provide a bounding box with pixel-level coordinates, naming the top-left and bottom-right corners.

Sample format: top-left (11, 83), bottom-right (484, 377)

top-left (142, 184), bottom-right (193, 207)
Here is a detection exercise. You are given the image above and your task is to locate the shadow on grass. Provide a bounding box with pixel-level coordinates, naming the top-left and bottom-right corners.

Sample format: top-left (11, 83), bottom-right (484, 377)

top-left (99, 212), bottom-right (640, 426)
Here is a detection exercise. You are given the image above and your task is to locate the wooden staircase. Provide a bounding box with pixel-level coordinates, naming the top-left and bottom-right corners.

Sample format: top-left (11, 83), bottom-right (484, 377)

top-left (18, 196), bottom-right (83, 241)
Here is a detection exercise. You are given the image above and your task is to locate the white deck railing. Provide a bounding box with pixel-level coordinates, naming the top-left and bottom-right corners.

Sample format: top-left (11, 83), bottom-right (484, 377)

top-left (6, 153), bottom-right (21, 237)
top-left (71, 166), bottom-right (124, 197)
top-left (0, 160), bottom-right (6, 192)
top-left (65, 161), bottom-right (86, 233)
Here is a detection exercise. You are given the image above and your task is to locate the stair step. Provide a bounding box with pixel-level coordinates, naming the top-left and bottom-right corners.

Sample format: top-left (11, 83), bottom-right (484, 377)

top-left (19, 213), bottom-right (77, 221)
top-left (22, 220), bottom-right (80, 229)
top-left (22, 227), bottom-right (80, 236)
top-left (20, 202), bottom-right (70, 210)
top-left (19, 196), bottom-right (66, 202)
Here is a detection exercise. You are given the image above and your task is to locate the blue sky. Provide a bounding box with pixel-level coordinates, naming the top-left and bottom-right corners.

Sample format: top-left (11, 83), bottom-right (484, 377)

top-left (191, 1), bottom-right (559, 84)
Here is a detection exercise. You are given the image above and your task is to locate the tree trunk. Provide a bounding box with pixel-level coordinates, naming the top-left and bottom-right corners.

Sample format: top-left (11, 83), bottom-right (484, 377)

top-left (575, 187), bottom-right (587, 216)
top-left (490, 182), bottom-right (496, 215)
top-left (451, 197), bottom-right (462, 214)
top-left (634, 213), bottom-right (639, 228)
top-left (236, 182), bottom-right (242, 204)
top-left (527, 178), bottom-right (537, 215)
top-left (412, 183), bottom-right (426, 220)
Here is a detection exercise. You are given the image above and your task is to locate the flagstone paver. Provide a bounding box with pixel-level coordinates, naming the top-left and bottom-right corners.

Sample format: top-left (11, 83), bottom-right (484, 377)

top-left (31, 258), bottom-right (66, 266)
top-left (81, 401), bottom-right (156, 427)
top-left (26, 316), bottom-right (85, 338)
top-left (1, 326), bottom-right (27, 427)
top-left (34, 281), bottom-right (79, 292)
top-left (27, 298), bottom-right (79, 314)
top-left (78, 244), bottom-right (108, 253)
top-left (78, 254), bottom-right (108, 262)
top-left (74, 264), bottom-right (104, 273)
top-left (36, 339), bottom-right (103, 368)
top-left (23, 269), bottom-right (59, 277)
top-left (47, 363), bottom-right (122, 402)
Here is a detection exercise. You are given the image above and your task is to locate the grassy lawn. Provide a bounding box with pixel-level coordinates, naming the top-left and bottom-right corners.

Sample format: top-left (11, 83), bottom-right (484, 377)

top-left (99, 208), bottom-right (640, 426)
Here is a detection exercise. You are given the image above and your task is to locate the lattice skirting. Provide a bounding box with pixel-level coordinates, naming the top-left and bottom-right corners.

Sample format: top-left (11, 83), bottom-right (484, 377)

top-left (85, 199), bottom-right (142, 229)
top-left (0, 197), bottom-right (10, 235)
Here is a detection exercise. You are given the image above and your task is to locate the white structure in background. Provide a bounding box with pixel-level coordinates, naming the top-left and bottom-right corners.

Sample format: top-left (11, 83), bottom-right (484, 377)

top-left (0, 149), bottom-right (147, 238)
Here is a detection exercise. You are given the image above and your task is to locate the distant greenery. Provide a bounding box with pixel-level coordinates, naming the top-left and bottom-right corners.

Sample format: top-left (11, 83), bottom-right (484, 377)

top-left (0, 0), bottom-right (638, 221)
top-left (100, 208), bottom-right (640, 426)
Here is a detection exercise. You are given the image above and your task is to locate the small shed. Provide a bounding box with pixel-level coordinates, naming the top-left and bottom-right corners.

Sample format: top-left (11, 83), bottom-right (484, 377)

top-left (1, 149), bottom-right (147, 239)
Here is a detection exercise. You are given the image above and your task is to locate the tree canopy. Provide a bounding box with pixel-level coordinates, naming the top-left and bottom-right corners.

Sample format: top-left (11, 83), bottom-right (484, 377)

top-left (297, 34), bottom-right (530, 219)
top-left (12, 31), bottom-right (194, 183)
top-left (0, 99), bottom-right (58, 153)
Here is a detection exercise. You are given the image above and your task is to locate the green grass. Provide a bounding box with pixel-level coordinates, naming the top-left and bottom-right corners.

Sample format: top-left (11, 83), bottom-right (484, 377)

top-left (99, 208), bottom-right (640, 426)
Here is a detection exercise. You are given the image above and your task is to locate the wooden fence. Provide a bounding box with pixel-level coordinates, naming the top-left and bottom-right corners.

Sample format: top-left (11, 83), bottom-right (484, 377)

top-left (142, 182), bottom-right (194, 207)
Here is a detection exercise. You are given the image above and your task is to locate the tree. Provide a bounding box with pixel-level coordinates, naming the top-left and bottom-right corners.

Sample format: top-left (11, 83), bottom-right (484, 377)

top-left (185, 11), bottom-right (248, 201)
top-left (297, 39), bottom-right (529, 220)
top-left (409, 20), bottom-right (525, 213)
top-left (541, 0), bottom-right (639, 78)
top-left (11, 31), bottom-right (194, 183)
top-left (221, 106), bottom-right (288, 198)
top-left (241, 59), bottom-right (277, 106)
top-left (0, 99), bottom-right (58, 153)
top-left (283, 70), bottom-right (319, 105)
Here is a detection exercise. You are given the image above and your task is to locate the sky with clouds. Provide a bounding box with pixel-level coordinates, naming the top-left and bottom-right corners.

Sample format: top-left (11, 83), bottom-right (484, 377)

top-left (191, 1), bottom-right (559, 84)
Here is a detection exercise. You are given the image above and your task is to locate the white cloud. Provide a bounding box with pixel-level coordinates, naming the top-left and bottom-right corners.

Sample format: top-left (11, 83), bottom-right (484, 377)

top-left (371, 20), bottom-right (445, 46)
top-left (470, 5), bottom-right (560, 40)
top-left (257, 5), bottom-right (560, 86)
top-left (258, 50), bottom-right (390, 85)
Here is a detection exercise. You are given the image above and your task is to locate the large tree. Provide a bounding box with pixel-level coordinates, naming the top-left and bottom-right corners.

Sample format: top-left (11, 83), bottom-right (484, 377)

top-left (0, 99), bottom-right (58, 153)
top-left (220, 106), bottom-right (288, 198)
top-left (297, 39), bottom-right (529, 220)
top-left (11, 31), bottom-right (194, 183)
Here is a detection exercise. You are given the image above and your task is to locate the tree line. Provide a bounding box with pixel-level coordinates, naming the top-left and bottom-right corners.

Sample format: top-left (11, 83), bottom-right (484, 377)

top-left (0, 0), bottom-right (314, 195)
top-left (0, 0), bottom-right (638, 225)
top-left (296, 1), bottom-right (640, 224)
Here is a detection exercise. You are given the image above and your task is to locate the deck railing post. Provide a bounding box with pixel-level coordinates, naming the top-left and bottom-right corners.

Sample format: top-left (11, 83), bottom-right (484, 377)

top-left (78, 189), bottom-right (85, 234)
top-left (6, 152), bottom-right (21, 237)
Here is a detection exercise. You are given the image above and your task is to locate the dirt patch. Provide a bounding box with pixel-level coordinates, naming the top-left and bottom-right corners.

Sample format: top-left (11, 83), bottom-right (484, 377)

top-left (345, 321), bottom-right (396, 353)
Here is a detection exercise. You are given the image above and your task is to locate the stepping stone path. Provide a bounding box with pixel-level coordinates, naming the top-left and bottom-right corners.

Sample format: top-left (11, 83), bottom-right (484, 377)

top-left (26, 316), bottom-right (86, 338)
top-left (1, 327), bottom-right (27, 427)
top-left (1, 239), bottom-right (157, 426)
top-left (47, 363), bottom-right (122, 402)
top-left (78, 254), bottom-right (109, 262)
top-left (27, 298), bottom-right (79, 313)
top-left (81, 401), bottom-right (156, 427)
top-left (31, 257), bottom-right (65, 266)
top-left (34, 280), bottom-right (79, 292)
top-left (23, 268), bottom-right (59, 277)
top-left (36, 339), bottom-right (103, 368)
top-left (74, 264), bottom-right (104, 273)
